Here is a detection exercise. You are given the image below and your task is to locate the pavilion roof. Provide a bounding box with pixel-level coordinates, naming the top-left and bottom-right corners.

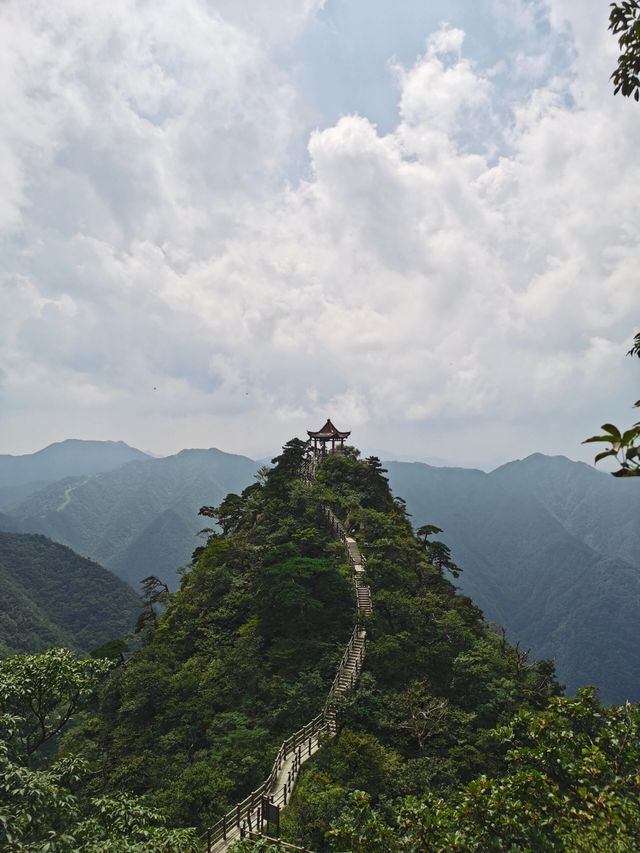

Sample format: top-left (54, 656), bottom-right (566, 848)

top-left (307, 418), bottom-right (351, 440)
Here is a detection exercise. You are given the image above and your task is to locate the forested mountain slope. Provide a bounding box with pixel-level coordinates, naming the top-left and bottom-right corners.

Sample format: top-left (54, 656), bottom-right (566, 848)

top-left (493, 452), bottom-right (640, 566)
top-left (386, 456), bottom-right (640, 703)
top-left (0, 439), bottom-right (150, 510)
top-left (7, 448), bottom-right (259, 590)
top-left (0, 532), bottom-right (140, 655)
top-left (67, 442), bottom-right (560, 844)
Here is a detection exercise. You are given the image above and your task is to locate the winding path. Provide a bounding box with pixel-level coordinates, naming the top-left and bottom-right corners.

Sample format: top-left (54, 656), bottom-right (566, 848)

top-left (203, 458), bottom-right (372, 852)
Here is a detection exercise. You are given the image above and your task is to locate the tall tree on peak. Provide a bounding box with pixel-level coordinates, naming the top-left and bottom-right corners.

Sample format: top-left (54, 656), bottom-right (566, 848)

top-left (415, 524), bottom-right (443, 545)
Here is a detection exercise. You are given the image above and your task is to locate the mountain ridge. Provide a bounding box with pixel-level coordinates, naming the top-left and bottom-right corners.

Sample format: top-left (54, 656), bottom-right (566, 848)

top-left (4, 441), bottom-right (638, 700)
top-left (385, 456), bottom-right (640, 702)
top-left (6, 447), bottom-right (261, 589)
top-left (0, 439), bottom-right (152, 510)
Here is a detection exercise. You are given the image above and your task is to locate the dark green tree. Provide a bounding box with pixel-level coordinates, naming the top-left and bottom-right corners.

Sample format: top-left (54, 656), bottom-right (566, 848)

top-left (427, 540), bottom-right (462, 578)
top-left (415, 524), bottom-right (462, 577)
top-left (0, 648), bottom-right (112, 757)
top-left (199, 492), bottom-right (246, 534)
top-left (610, 0), bottom-right (640, 100)
top-left (415, 523), bottom-right (443, 545)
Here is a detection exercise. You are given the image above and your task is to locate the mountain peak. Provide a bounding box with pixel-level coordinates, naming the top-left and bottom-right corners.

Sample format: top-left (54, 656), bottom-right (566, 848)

top-left (0, 439), bottom-right (151, 490)
top-left (491, 452), bottom-right (597, 476)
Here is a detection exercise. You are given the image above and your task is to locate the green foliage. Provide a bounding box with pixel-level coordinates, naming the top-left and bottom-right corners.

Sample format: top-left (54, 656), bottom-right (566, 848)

top-left (610, 1), bottom-right (640, 100)
top-left (0, 747), bottom-right (199, 852)
top-left (0, 651), bottom-right (197, 852)
top-left (0, 533), bottom-right (140, 656)
top-left (328, 689), bottom-right (640, 852)
top-left (584, 422), bottom-right (640, 477)
top-left (230, 838), bottom-right (285, 853)
top-left (0, 648), bottom-right (112, 756)
top-left (74, 793), bottom-right (199, 852)
top-left (0, 724), bottom-right (82, 852)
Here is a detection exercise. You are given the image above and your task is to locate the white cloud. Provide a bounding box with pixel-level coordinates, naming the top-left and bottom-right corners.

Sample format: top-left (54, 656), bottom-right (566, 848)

top-left (1, 0), bottom-right (638, 466)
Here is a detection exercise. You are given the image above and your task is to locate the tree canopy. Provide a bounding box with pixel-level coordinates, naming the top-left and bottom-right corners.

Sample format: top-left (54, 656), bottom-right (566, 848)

top-left (610, 0), bottom-right (640, 100)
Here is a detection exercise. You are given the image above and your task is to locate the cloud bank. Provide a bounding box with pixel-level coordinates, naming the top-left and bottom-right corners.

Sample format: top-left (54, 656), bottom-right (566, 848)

top-left (1, 0), bottom-right (639, 466)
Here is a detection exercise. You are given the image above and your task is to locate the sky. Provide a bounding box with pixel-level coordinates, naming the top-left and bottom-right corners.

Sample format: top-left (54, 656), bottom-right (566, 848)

top-left (1, 0), bottom-right (639, 469)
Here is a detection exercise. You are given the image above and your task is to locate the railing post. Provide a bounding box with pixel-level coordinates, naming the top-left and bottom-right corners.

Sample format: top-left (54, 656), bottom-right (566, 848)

top-left (207, 828), bottom-right (212, 852)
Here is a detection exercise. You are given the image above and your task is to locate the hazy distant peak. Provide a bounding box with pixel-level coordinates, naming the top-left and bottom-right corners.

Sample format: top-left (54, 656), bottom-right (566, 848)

top-left (491, 452), bottom-right (602, 479)
top-left (384, 459), bottom-right (488, 477)
top-left (0, 439), bottom-right (151, 489)
top-left (171, 447), bottom-right (257, 462)
top-left (7, 438), bottom-right (148, 458)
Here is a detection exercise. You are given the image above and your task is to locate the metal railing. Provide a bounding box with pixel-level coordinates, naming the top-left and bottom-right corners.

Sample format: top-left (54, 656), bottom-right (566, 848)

top-left (202, 631), bottom-right (365, 850)
top-left (200, 461), bottom-right (372, 851)
top-left (202, 712), bottom-right (331, 850)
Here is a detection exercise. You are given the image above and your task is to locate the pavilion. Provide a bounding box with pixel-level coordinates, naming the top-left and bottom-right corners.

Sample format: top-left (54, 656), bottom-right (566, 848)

top-left (307, 419), bottom-right (351, 457)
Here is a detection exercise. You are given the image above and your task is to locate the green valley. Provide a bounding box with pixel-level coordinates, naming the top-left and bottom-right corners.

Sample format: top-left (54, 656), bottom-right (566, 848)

top-left (0, 532), bottom-right (140, 656)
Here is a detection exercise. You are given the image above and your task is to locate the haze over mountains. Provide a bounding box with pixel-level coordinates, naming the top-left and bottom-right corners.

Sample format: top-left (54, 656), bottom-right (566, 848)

top-left (1, 445), bottom-right (259, 589)
top-left (1, 438), bottom-right (638, 702)
top-left (388, 455), bottom-right (640, 704)
top-left (0, 439), bottom-right (150, 510)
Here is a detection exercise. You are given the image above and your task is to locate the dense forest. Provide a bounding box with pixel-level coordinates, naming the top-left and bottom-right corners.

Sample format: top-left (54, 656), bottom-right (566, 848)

top-left (3, 439), bottom-right (639, 850)
top-left (0, 532), bottom-right (141, 656)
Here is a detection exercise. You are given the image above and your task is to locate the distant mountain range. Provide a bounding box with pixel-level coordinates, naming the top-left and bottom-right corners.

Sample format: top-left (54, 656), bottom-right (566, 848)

top-left (1, 438), bottom-right (638, 702)
top-left (1, 447), bottom-right (260, 590)
top-left (0, 439), bottom-right (150, 510)
top-left (386, 454), bottom-right (640, 704)
top-left (0, 532), bottom-right (140, 656)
